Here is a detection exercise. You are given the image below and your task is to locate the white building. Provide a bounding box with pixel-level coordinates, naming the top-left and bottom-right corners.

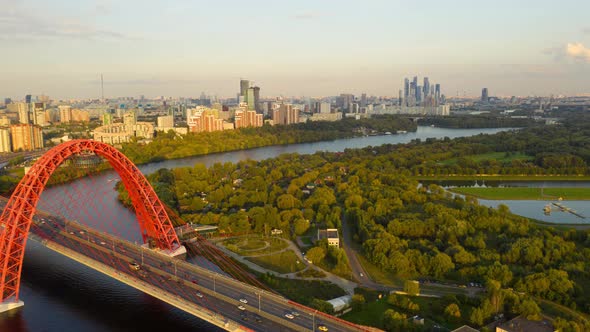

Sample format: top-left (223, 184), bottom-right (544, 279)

top-left (317, 228), bottom-right (340, 247)
top-left (157, 115), bottom-right (174, 128)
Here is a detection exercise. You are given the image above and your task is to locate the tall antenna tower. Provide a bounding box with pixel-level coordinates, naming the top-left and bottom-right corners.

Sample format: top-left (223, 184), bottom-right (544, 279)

top-left (101, 74), bottom-right (104, 102)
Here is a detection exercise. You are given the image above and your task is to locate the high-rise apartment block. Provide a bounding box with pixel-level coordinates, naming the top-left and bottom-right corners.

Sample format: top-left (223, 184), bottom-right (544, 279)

top-left (59, 105), bottom-right (72, 123)
top-left (272, 104), bottom-right (299, 125)
top-left (157, 115), bottom-right (174, 128)
top-left (10, 123), bottom-right (44, 151)
top-left (187, 107), bottom-right (228, 133)
top-left (234, 107), bottom-right (263, 129)
top-left (320, 102), bottom-right (331, 114)
top-left (0, 127), bottom-right (11, 153)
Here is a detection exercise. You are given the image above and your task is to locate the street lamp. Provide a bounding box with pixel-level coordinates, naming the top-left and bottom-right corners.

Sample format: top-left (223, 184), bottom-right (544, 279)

top-left (256, 291), bottom-right (261, 313)
top-left (211, 274), bottom-right (216, 293)
top-left (311, 309), bottom-right (317, 331)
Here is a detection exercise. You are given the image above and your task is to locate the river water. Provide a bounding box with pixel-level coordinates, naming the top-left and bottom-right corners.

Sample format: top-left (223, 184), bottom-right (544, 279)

top-left (1, 126), bottom-right (561, 332)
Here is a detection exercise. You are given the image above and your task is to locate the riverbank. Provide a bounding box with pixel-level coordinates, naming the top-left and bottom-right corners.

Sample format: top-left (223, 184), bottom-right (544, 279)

top-left (449, 187), bottom-right (590, 200)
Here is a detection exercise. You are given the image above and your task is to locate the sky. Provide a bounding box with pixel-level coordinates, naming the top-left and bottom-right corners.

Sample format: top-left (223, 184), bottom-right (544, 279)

top-left (1, 0), bottom-right (589, 99)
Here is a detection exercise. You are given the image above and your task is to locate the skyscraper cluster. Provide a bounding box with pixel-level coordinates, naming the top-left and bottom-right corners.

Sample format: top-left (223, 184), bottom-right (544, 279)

top-left (239, 79), bottom-right (261, 113)
top-left (401, 76), bottom-right (442, 107)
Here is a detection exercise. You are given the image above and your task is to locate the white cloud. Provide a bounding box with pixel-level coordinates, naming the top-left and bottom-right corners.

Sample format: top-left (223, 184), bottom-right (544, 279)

top-left (566, 43), bottom-right (590, 62)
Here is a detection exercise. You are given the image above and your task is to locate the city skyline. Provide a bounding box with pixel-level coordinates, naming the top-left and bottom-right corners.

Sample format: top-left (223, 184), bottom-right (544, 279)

top-left (1, 0), bottom-right (589, 98)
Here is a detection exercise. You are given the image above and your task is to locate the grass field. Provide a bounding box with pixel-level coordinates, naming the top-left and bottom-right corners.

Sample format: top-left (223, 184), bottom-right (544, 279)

top-left (246, 250), bottom-right (304, 274)
top-left (222, 236), bottom-right (288, 256)
top-left (341, 295), bottom-right (472, 330)
top-left (259, 275), bottom-right (347, 305)
top-left (449, 187), bottom-right (590, 200)
top-left (440, 152), bottom-right (533, 166)
top-left (413, 175), bottom-right (590, 181)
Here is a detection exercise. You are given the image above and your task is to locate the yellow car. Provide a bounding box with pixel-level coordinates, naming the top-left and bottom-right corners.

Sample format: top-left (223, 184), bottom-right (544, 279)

top-left (318, 325), bottom-right (328, 331)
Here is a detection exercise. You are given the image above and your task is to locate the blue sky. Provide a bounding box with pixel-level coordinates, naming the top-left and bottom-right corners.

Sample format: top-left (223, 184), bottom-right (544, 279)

top-left (1, 0), bottom-right (589, 99)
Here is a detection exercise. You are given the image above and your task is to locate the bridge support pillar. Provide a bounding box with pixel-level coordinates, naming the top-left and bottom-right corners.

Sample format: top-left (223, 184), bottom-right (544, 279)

top-left (0, 299), bottom-right (24, 314)
top-left (141, 244), bottom-right (187, 260)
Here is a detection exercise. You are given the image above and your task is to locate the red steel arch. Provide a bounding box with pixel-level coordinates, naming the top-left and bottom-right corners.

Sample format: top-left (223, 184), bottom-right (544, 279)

top-left (0, 139), bottom-right (181, 302)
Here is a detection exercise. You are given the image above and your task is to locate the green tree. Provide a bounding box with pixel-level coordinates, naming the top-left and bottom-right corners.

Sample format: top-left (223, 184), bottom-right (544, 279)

top-left (519, 299), bottom-right (541, 321)
top-left (404, 280), bottom-right (420, 296)
top-left (444, 303), bottom-right (461, 321)
top-left (306, 247), bottom-right (326, 265)
top-left (351, 294), bottom-right (366, 310)
top-left (430, 252), bottom-right (455, 278)
top-left (310, 298), bottom-right (334, 314)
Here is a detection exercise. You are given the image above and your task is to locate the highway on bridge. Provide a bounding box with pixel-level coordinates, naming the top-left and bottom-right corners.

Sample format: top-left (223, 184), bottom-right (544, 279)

top-left (1, 199), bottom-right (370, 332)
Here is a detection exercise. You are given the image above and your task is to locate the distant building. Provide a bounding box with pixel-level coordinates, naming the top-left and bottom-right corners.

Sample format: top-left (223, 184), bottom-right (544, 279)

top-left (0, 127), bottom-right (11, 152)
top-left (71, 109), bottom-right (90, 122)
top-left (59, 105), bottom-right (72, 123)
top-left (320, 102), bottom-right (331, 114)
top-left (317, 228), bottom-right (339, 247)
top-left (187, 107), bottom-right (229, 133)
top-left (32, 102), bottom-right (47, 126)
top-left (496, 316), bottom-right (555, 332)
top-left (272, 104), bottom-right (299, 125)
top-left (11, 102), bottom-right (29, 124)
top-left (247, 86), bottom-right (260, 112)
top-left (482, 88), bottom-right (489, 102)
top-left (157, 115), bottom-right (174, 128)
top-left (123, 110), bottom-right (137, 126)
top-left (93, 122), bottom-right (154, 145)
top-left (234, 107), bottom-right (263, 129)
top-left (309, 112), bottom-right (342, 122)
top-left (0, 116), bottom-right (11, 126)
top-left (240, 79), bottom-right (250, 102)
top-left (10, 123), bottom-right (44, 151)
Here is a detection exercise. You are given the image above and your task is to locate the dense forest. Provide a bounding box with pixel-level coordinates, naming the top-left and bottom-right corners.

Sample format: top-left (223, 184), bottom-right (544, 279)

top-left (120, 118), bottom-right (590, 330)
top-left (418, 115), bottom-right (538, 128)
top-left (120, 115), bottom-right (418, 164)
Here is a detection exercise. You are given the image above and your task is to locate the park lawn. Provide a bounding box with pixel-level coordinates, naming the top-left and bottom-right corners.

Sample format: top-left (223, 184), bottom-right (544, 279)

top-left (341, 299), bottom-right (390, 328)
top-left (239, 238), bottom-right (267, 250)
top-left (449, 187), bottom-right (590, 200)
top-left (439, 152), bottom-right (533, 166)
top-left (341, 295), bottom-right (471, 331)
top-left (246, 250), bottom-right (305, 274)
top-left (412, 175), bottom-right (590, 181)
top-left (259, 275), bottom-right (347, 305)
top-left (222, 236), bottom-right (288, 256)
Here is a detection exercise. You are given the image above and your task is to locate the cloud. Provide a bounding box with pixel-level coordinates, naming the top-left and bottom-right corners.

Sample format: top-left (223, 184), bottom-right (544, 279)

top-left (566, 43), bottom-right (590, 63)
top-left (0, 2), bottom-right (128, 41)
top-left (292, 12), bottom-right (322, 20)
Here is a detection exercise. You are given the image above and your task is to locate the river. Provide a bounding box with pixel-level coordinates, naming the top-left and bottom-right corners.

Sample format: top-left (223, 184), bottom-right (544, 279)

top-left (0, 126), bottom-right (519, 332)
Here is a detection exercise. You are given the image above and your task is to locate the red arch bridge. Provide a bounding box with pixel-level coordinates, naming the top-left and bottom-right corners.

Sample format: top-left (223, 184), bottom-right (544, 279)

top-left (0, 140), bottom-right (373, 332)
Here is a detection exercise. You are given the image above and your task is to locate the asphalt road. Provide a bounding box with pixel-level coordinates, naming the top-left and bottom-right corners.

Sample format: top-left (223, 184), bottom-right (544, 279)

top-left (1, 201), bottom-right (370, 332)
